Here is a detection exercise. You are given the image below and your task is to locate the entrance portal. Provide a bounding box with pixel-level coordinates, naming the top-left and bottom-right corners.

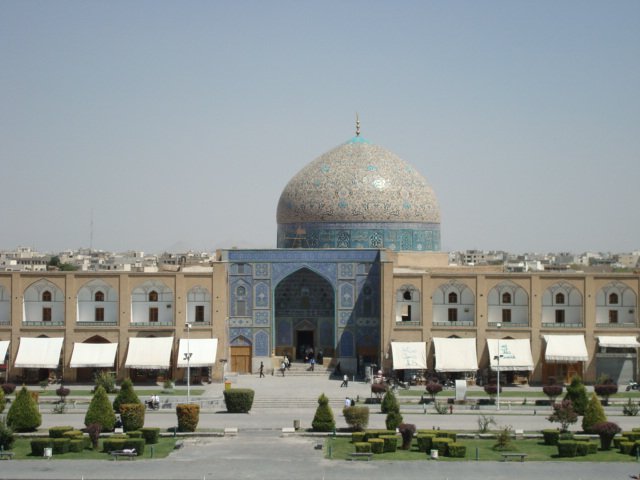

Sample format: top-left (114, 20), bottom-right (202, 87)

top-left (296, 330), bottom-right (314, 360)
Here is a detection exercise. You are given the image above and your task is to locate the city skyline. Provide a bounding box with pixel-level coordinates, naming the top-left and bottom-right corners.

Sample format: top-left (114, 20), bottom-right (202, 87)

top-left (2, 1), bottom-right (639, 254)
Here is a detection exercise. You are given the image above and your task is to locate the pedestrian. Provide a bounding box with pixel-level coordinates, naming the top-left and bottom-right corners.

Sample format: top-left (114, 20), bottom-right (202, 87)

top-left (310, 356), bottom-right (315, 371)
top-left (341, 374), bottom-right (349, 387)
top-left (285, 355), bottom-right (290, 370)
top-left (344, 397), bottom-right (351, 408)
top-left (280, 360), bottom-right (286, 377)
top-left (259, 361), bottom-right (265, 378)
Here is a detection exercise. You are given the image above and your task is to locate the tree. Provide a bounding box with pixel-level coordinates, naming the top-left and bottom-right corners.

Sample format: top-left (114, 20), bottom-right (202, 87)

top-left (542, 384), bottom-right (563, 404)
top-left (591, 421), bottom-right (621, 450)
top-left (311, 393), bottom-right (335, 432)
top-left (594, 383), bottom-right (618, 406)
top-left (6, 386), bottom-right (41, 432)
top-left (564, 376), bottom-right (588, 415)
top-left (0, 387), bottom-right (4, 414)
top-left (84, 385), bottom-right (116, 431)
top-left (582, 392), bottom-right (607, 433)
top-left (547, 399), bottom-right (578, 432)
top-left (381, 389), bottom-right (399, 414)
top-left (113, 378), bottom-right (141, 413)
top-left (398, 423), bottom-right (416, 450)
top-left (425, 382), bottom-right (443, 402)
top-left (484, 384), bottom-right (502, 401)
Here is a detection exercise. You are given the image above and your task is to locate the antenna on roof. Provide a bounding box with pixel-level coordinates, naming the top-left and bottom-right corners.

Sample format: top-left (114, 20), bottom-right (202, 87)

top-left (355, 113), bottom-right (360, 137)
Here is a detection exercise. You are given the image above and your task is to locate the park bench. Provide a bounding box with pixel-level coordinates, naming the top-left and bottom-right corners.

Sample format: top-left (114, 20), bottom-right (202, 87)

top-left (349, 452), bottom-right (373, 461)
top-left (500, 452), bottom-right (527, 462)
top-left (110, 448), bottom-right (137, 460)
top-left (0, 451), bottom-right (15, 460)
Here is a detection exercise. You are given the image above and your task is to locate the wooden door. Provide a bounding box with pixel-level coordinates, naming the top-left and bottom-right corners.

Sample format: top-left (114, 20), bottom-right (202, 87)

top-left (230, 346), bottom-right (251, 374)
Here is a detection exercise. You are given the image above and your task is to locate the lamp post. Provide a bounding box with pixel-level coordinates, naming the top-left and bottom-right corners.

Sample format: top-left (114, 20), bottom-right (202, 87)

top-left (496, 322), bottom-right (501, 411)
top-left (184, 323), bottom-right (193, 404)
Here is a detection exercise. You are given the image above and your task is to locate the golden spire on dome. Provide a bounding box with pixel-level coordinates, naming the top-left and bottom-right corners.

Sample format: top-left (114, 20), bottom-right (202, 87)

top-left (355, 113), bottom-right (360, 137)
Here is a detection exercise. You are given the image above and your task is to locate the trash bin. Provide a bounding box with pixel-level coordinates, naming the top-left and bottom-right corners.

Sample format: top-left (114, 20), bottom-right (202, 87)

top-left (44, 447), bottom-right (52, 459)
top-left (224, 380), bottom-right (232, 391)
top-left (293, 419), bottom-right (300, 430)
top-left (430, 449), bottom-right (438, 459)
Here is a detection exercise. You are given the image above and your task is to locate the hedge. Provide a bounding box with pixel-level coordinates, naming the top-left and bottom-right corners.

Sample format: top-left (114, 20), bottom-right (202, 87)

top-left (432, 437), bottom-right (452, 456)
top-left (30, 438), bottom-right (53, 456)
top-left (448, 442), bottom-right (466, 458)
top-left (354, 442), bottom-right (371, 453)
top-left (223, 389), bottom-right (255, 413)
top-left (416, 434), bottom-right (435, 452)
top-left (364, 429), bottom-right (395, 440)
top-left (352, 432), bottom-right (366, 443)
top-left (52, 438), bottom-right (70, 454)
top-left (620, 441), bottom-right (635, 455)
top-left (557, 440), bottom-right (578, 457)
top-left (49, 426), bottom-right (73, 438)
top-left (542, 429), bottom-right (560, 446)
top-left (379, 435), bottom-right (398, 453)
top-left (69, 439), bottom-right (84, 453)
top-left (140, 427), bottom-right (160, 445)
top-left (176, 404), bottom-right (200, 432)
top-left (368, 438), bottom-right (384, 454)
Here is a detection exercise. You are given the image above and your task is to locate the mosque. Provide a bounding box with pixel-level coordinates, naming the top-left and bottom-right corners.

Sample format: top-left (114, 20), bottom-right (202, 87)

top-left (0, 122), bottom-right (638, 386)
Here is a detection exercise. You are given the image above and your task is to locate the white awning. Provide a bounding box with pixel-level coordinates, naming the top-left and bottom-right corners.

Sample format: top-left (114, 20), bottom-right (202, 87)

top-left (544, 334), bottom-right (588, 362)
top-left (488, 339), bottom-right (534, 371)
top-left (177, 338), bottom-right (218, 367)
top-left (0, 340), bottom-right (9, 362)
top-left (597, 336), bottom-right (640, 348)
top-left (125, 337), bottom-right (174, 369)
top-left (14, 337), bottom-right (64, 369)
top-left (391, 342), bottom-right (427, 370)
top-left (70, 343), bottom-right (118, 368)
top-left (433, 337), bottom-right (478, 372)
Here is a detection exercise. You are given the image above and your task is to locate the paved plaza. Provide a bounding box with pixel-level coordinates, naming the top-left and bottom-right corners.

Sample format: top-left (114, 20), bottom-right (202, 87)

top-left (3, 374), bottom-right (640, 479)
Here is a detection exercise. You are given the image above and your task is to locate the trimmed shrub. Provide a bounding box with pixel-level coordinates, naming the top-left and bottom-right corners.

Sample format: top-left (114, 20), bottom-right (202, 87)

top-left (343, 406), bottom-right (370, 431)
top-left (30, 438), bottom-right (53, 456)
top-left (379, 435), bottom-right (398, 452)
top-left (483, 384), bottom-right (502, 398)
top-left (425, 382), bottom-right (443, 401)
top-left (614, 436), bottom-right (628, 449)
top-left (311, 393), bottom-right (335, 432)
top-left (0, 387), bottom-right (4, 414)
top-left (398, 423), bottom-right (416, 450)
top-left (223, 389), bottom-right (254, 413)
top-left (1, 383), bottom-right (16, 395)
top-left (102, 437), bottom-right (127, 453)
top-left (69, 439), bottom-right (84, 453)
top-left (416, 434), bottom-right (435, 452)
top-left (353, 441), bottom-right (371, 453)
top-left (123, 437), bottom-right (145, 455)
top-left (592, 421), bottom-right (621, 450)
top-left (52, 438), bottom-right (70, 454)
top-left (557, 440), bottom-right (578, 457)
top-left (385, 411), bottom-right (403, 431)
top-left (620, 441), bottom-right (635, 455)
top-left (594, 383), bottom-right (618, 405)
top-left (381, 390), bottom-right (399, 414)
top-left (542, 429), bottom-right (560, 445)
top-left (49, 426), bottom-right (74, 438)
top-left (564, 376), bottom-right (588, 415)
top-left (363, 429), bottom-right (395, 440)
top-left (112, 379), bottom-right (141, 413)
top-left (575, 441), bottom-right (589, 456)
top-left (55, 386), bottom-right (70, 403)
top-left (352, 432), bottom-right (365, 443)
top-left (127, 430), bottom-right (143, 438)
top-left (85, 423), bottom-right (102, 450)
top-left (120, 403), bottom-right (145, 432)
top-left (582, 393), bottom-right (606, 433)
top-left (586, 441), bottom-right (598, 454)
top-left (84, 385), bottom-right (116, 431)
top-left (368, 438), bottom-right (384, 454)
top-left (176, 403), bottom-right (200, 432)
top-left (432, 437), bottom-right (452, 456)
top-left (0, 417), bottom-right (15, 450)
top-left (6, 386), bottom-right (41, 432)
top-left (94, 370), bottom-right (117, 394)
top-left (62, 430), bottom-right (83, 439)
top-left (140, 427), bottom-right (160, 445)
top-left (547, 400), bottom-right (578, 432)
top-left (448, 442), bottom-right (467, 458)
top-left (542, 384), bottom-right (563, 403)
top-left (623, 431), bottom-right (640, 442)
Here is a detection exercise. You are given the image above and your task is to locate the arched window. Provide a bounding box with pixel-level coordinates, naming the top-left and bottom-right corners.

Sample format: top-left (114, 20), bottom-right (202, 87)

top-left (403, 290), bottom-right (412, 301)
top-left (148, 291), bottom-right (158, 302)
top-left (42, 291), bottom-right (52, 302)
top-left (609, 293), bottom-right (619, 305)
top-left (236, 285), bottom-right (247, 316)
top-left (94, 291), bottom-right (104, 302)
top-left (448, 292), bottom-right (458, 304)
top-left (555, 293), bottom-right (565, 305)
top-left (502, 292), bottom-right (512, 304)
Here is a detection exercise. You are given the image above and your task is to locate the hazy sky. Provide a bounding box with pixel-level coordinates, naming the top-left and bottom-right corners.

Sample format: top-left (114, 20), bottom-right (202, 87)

top-left (2, 1), bottom-right (639, 255)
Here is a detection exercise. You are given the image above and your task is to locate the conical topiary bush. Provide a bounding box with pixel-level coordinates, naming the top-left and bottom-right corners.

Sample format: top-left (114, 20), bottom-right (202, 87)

top-left (6, 386), bottom-right (41, 432)
top-left (85, 385), bottom-right (116, 431)
top-left (113, 378), bottom-right (141, 413)
top-left (311, 393), bottom-right (335, 432)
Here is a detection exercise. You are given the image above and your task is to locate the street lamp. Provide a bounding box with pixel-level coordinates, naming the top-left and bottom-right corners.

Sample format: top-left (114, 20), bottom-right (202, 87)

top-left (184, 323), bottom-right (193, 404)
top-left (495, 322), bottom-right (501, 411)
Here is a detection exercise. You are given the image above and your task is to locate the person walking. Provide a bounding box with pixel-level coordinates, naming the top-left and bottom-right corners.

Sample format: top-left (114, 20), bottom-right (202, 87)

top-left (280, 360), bottom-right (286, 377)
top-left (340, 374), bottom-right (349, 387)
top-left (310, 356), bottom-right (315, 371)
top-left (259, 361), bottom-right (265, 378)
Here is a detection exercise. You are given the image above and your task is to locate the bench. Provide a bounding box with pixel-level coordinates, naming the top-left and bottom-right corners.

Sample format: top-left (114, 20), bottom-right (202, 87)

top-left (110, 449), bottom-right (137, 460)
top-left (500, 452), bottom-right (527, 462)
top-left (0, 452), bottom-right (15, 460)
top-left (349, 452), bottom-right (373, 461)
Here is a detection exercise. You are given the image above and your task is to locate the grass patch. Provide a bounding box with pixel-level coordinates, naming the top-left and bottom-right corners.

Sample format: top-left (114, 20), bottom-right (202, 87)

top-left (21, 389), bottom-right (206, 398)
top-left (326, 436), bottom-right (637, 462)
top-left (8, 437), bottom-right (179, 460)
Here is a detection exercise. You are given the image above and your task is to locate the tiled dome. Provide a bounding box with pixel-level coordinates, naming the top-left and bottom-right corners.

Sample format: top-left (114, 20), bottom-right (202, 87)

top-left (277, 137), bottom-right (440, 224)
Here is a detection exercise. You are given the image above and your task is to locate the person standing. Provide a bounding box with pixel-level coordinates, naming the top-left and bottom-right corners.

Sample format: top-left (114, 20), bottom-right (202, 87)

top-left (341, 374), bottom-right (349, 387)
top-left (310, 356), bottom-right (315, 371)
top-left (280, 360), bottom-right (286, 377)
top-left (259, 361), bottom-right (265, 378)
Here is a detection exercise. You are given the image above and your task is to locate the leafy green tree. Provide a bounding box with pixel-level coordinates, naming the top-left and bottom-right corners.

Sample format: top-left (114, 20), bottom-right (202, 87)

top-left (0, 387), bottom-right (5, 414)
top-left (94, 370), bottom-right (117, 393)
top-left (0, 417), bottom-right (15, 450)
top-left (547, 399), bottom-right (578, 432)
top-left (311, 393), bottom-right (335, 432)
top-left (113, 379), bottom-right (141, 413)
top-left (582, 392), bottom-right (607, 433)
top-left (385, 410), bottom-right (403, 430)
top-left (6, 386), bottom-right (41, 432)
top-left (564, 376), bottom-right (588, 415)
top-left (84, 385), bottom-right (116, 431)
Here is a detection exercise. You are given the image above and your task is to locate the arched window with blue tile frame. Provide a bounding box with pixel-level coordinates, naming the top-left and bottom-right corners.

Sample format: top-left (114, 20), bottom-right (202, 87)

top-left (254, 330), bottom-right (270, 357)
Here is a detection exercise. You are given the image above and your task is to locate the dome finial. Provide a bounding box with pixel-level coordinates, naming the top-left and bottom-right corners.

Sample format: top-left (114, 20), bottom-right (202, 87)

top-left (355, 113), bottom-right (360, 137)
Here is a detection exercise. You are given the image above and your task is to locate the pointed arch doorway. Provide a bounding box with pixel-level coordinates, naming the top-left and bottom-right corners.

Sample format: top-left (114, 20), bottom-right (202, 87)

top-left (275, 268), bottom-right (335, 362)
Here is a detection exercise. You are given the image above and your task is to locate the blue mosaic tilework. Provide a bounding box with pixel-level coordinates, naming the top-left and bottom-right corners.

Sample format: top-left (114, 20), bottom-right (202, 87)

top-left (254, 310), bottom-right (270, 325)
top-left (276, 318), bottom-right (292, 346)
top-left (339, 282), bottom-right (355, 309)
top-left (254, 330), bottom-right (270, 356)
top-left (230, 328), bottom-right (252, 345)
top-left (226, 249), bottom-right (381, 263)
top-left (253, 282), bottom-right (270, 308)
top-left (339, 263), bottom-right (355, 279)
top-left (254, 263), bottom-right (270, 278)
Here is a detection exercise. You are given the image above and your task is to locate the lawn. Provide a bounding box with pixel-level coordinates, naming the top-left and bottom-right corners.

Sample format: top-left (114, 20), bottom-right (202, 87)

top-left (7, 436), bottom-right (180, 460)
top-left (9, 388), bottom-right (206, 398)
top-left (326, 436), bottom-right (637, 462)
